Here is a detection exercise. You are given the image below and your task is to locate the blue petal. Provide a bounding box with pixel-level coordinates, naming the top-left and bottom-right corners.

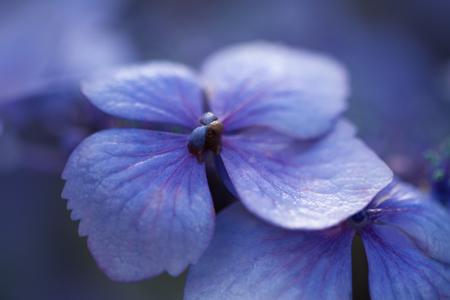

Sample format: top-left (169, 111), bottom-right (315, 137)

top-left (62, 129), bottom-right (215, 282)
top-left (220, 119), bottom-right (393, 230)
top-left (0, 1), bottom-right (54, 103)
top-left (202, 41), bottom-right (349, 139)
top-left (360, 182), bottom-right (450, 299)
top-left (0, 0), bottom-right (136, 103)
top-left (185, 203), bottom-right (354, 300)
top-left (82, 62), bottom-right (204, 129)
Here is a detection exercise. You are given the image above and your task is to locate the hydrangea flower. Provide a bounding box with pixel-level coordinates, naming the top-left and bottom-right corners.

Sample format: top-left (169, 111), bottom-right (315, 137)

top-left (62, 42), bottom-right (392, 282)
top-left (185, 180), bottom-right (450, 299)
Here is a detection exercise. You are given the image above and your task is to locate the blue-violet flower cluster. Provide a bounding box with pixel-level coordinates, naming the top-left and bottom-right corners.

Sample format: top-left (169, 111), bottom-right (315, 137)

top-left (62, 42), bottom-right (392, 282)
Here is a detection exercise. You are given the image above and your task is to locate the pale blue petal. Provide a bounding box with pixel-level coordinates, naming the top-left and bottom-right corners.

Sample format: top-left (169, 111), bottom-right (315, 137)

top-left (0, 0), bottom-right (136, 104)
top-left (220, 119), bottom-right (393, 230)
top-left (82, 62), bottom-right (204, 129)
top-left (202, 41), bottom-right (349, 139)
top-left (361, 182), bottom-right (450, 299)
top-left (0, 1), bottom-right (55, 103)
top-left (185, 203), bottom-right (354, 300)
top-left (62, 129), bottom-right (214, 282)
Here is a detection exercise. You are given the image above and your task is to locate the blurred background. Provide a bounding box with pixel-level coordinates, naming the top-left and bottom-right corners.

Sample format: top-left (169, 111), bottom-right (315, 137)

top-left (1, 0), bottom-right (450, 299)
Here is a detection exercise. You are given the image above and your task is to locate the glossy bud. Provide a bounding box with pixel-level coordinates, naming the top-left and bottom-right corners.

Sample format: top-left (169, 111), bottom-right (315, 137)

top-left (188, 113), bottom-right (224, 162)
top-left (200, 112), bottom-right (218, 126)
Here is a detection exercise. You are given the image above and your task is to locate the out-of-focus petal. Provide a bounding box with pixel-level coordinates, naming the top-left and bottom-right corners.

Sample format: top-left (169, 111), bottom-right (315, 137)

top-left (202, 41), bottom-right (349, 139)
top-left (0, 0), bottom-right (137, 104)
top-left (361, 182), bottom-right (450, 299)
top-left (62, 129), bottom-right (214, 282)
top-left (82, 62), bottom-right (204, 129)
top-left (0, 1), bottom-right (53, 103)
top-left (185, 203), bottom-right (354, 300)
top-left (220, 119), bottom-right (393, 230)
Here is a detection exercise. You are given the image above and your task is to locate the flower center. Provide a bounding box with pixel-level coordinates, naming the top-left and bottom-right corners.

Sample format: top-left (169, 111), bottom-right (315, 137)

top-left (348, 210), bottom-right (369, 230)
top-left (188, 112), bottom-right (223, 162)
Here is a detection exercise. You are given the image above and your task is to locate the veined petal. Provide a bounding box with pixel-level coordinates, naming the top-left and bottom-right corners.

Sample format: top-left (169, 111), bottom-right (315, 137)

top-left (202, 41), bottom-right (349, 139)
top-left (361, 182), bottom-right (450, 299)
top-left (220, 119), bottom-right (393, 230)
top-left (82, 62), bottom-right (204, 130)
top-left (62, 129), bottom-right (214, 282)
top-left (185, 203), bottom-right (354, 300)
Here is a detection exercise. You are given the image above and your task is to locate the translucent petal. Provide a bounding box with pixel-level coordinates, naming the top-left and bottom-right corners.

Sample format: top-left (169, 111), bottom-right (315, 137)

top-left (62, 129), bottom-right (214, 282)
top-left (82, 62), bottom-right (204, 129)
top-left (220, 119), bottom-right (393, 230)
top-left (185, 203), bottom-right (354, 300)
top-left (202, 41), bottom-right (349, 139)
top-left (361, 182), bottom-right (450, 299)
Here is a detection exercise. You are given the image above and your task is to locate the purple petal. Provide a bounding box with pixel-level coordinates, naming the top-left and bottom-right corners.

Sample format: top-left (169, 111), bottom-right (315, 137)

top-left (361, 182), bottom-right (450, 299)
top-left (0, 1), bottom-right (53, 103)
top-left (185, 203), bottom-right (354, 300)
top-left (62, 129), bottom-right (215, 282)
top-left (0, 0), bottom-right (136, 104)
top-left (220, 119), bottom-right (393, 230)
top-left (202, 41), bottom-right (349, 139)
top-left (82, 62), bottom-right (204, 129)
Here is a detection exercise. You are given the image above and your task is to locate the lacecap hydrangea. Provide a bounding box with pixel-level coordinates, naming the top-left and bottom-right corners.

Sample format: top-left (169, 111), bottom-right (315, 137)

top-left (62, 42), bottom-right (392, 282)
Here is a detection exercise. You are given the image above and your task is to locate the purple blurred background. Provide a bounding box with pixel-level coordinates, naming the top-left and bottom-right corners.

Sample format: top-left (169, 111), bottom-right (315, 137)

top-left (1, 0), bottom-right (450, 299)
